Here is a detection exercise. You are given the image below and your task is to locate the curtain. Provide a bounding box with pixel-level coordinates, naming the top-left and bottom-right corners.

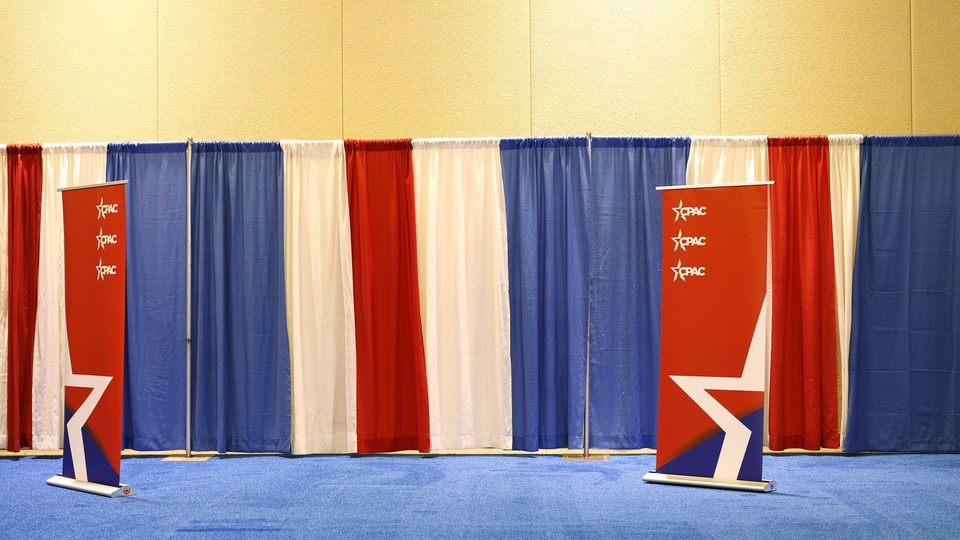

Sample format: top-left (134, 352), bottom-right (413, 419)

top-left (768, 137), bottom-right (839, 450)
top-left (346, 139), bottom-right (430, 453)
top-left (281, 141), bottom-right (357, 454)
top-left (686, 136), bottom-right (770, 186)
top-left (107, 142), bottom-right (186, 451)
top-left (846, 135), bottom-right (960, 452)
top-left (6, 144), bottom-right (43, 452)
top-left (0, 146), bottom-right (7, 449)
top-left (828, 134), bottom-right (862, 445)
top-left (412, 138), bottom-right (512, 450)
top-left (500, 137), bottom-right (590, 451)
top-left (33, 144), bottom-right (107, 450)
top-left (684, 135), bottom-right (773, 445)
top-left (588, 137), bottom-right (689, 449)
top-left (191, 142), bottom-right (291, 453)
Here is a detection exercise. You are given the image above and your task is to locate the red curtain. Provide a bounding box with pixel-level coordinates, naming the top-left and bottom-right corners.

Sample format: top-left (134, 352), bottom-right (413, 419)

top-left (345, 139), bottom-right (430, 453)
top-left (769, 136), bottom-right (839, 450)
top-left (6, 144), bottom-right (43, 452)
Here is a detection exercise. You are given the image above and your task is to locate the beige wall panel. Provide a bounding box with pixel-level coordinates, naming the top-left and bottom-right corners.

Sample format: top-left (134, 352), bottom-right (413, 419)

top-left (531, 0), bottom-right (720, 136)
top-left (342, 1), bottom-right (530, 139)
top-left (720, 0), bottom-right (912, 135)
top-left (158, 0), bottom-right (341, 141)
top-left (0, 1), bottom-right (157, 143)
top-left (912, 1), bottom-right (960, 134)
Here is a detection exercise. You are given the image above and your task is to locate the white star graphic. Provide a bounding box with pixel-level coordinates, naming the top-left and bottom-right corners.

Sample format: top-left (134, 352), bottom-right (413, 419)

top-left (97, 228), bottom-right (107, 250)
top-left (672, 230), bottom-right (685, 252)
top-left (669, 298), bottom-right (767, 481)
top-left (672, 199), bottom-right (686, 222)
top-left (671, 260), bottom-right (684, 281)
top-left (96, 197), bottom-right (109, 220)
top-left (96, 258), bottom-right (108, 280)
top-left (63, 348), bottom-right (114, 483)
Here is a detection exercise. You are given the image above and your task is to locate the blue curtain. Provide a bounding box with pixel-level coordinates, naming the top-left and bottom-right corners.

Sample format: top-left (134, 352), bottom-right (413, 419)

top-left (107, 142), bottom-right (187, 451)
top-left (588, 137), bottom-right (689, 449)
top-left (500, 137), bottom-right (590, 451)
top-left (190, 142), bottom-right (291, 453)
top-left (846, 135), bottom-right (960, 452)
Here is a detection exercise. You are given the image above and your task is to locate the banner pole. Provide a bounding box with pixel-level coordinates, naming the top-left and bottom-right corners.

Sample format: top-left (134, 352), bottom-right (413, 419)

top-left (185, 138), bottom-right (193, 458)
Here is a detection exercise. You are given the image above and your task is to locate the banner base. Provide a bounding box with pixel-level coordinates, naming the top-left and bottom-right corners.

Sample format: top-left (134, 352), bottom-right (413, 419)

top-left (162, 454), bottom-right (213, 462)
top-left (46, 474), bottom-right (136, 497)
top-left (642, 471), bottom-right (774, 493)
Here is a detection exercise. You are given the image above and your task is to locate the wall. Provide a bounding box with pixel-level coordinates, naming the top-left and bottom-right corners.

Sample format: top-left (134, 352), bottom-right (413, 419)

top-left (0, 0), bottom-right (957, 143)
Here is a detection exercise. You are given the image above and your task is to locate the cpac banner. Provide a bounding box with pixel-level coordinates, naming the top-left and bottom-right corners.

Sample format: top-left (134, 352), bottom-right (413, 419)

top-left (47, 182), bottom-right (134, 497)
top-left (644, 182), bottom-right (774, 492)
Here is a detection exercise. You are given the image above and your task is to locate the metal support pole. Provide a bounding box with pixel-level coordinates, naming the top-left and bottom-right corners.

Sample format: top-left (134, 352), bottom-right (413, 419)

top-left (185, 138), bottom-right (193, 458)
top-left (564, 132), bottom-right (608, 462)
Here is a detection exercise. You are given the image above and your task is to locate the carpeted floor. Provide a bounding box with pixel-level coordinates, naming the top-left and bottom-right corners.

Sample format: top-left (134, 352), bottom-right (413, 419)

top-left (2, 453), bottom-right (959, 538)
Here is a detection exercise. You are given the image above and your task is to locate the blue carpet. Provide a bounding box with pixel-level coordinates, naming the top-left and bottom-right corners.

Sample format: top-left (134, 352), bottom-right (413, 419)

top-left (2, 454), bottom-right (959, 538)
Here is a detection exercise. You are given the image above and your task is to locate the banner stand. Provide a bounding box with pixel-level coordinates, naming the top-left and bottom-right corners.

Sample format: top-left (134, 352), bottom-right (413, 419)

top-left (49, 181), bottom-right (134, 497)
top-left (46, 474), bottom-right (137, 498)
top-left (645, 181), bottom-right (775, 493)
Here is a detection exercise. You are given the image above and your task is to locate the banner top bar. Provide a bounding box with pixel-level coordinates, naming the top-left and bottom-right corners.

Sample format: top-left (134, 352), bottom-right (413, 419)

top-left (58, 180), bottom-right (128, 193)
top-left (656, 181), bottom-right (774, 191)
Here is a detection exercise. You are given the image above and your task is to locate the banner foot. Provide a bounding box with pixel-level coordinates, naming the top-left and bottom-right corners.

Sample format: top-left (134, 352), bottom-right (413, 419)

top-left (162, 454), bottom-right (213, 462)
top-left (642, 471), bottom-right (774, 492)
top-left (47, 474), bottom-right (136, 497)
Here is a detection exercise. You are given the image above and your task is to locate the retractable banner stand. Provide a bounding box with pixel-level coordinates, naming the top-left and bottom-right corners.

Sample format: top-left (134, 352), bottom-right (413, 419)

top-left (47, 182), bottom-right (135, 497)
top-left (643, 182), bottom-right (774, 492)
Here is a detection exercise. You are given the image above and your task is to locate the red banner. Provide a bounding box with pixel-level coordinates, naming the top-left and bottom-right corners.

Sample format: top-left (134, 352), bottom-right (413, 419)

top-left (655, 183), bottom-right (770, 483)
top-left (60, 183), bottom-right (126, 487)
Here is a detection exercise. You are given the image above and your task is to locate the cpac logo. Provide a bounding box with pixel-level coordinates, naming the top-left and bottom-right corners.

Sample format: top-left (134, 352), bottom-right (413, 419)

top-left (96, 197), bottom-right (119, 220)
top-left (96, 258), bottom-right (117, 280)
top-left (671, 229), bottom-right (707, 252)
top-left (670, 260), bottom-right (706, 282)
top-left (96, 228), bottom-right (118, 250)
top-left (672, 200), bottom-right (707, 222)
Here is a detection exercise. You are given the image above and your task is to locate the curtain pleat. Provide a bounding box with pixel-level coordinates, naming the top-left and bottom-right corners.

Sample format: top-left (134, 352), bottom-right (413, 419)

top-left (281, 141), bottom-right (358, 454)
top-left (588, 136), bottom-right (689, 449)
top-left (0, 146), bottom-right (7, 449)
top-left (33, 144), bottom-right (106, 450)
top-left (346, 139), bottom-right (430, 453)
top-left (412, 138), bottom-right (512, 450)
top-left (6, 144), bottom-right (43, 452)
top-left (768, 137), bottom-right (839, 450)
top-left (191, 142), bottom-right (291, 453)
top-left (846, 135), bottom-right (960, 452)
top-left (827, 134), bottom-right (862, 446)
top-left (107, 142), bottom-right (186, 451)
top-left (500, 137), bottom-right (590, 451)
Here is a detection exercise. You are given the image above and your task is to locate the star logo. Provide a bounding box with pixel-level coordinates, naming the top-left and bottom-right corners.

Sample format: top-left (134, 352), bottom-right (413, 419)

top-left (672, 230), bottom-right (685, 252)
top-left (671, 259), bottom-right (685, 281)
top-left (672, 200), bottom-right (687, 222)
top-left (96, 197), bottom-right (109, 220)
top-left (96, 228), bottom-right (117, 250)
top-left (95, 258), bottom-right (117, 280)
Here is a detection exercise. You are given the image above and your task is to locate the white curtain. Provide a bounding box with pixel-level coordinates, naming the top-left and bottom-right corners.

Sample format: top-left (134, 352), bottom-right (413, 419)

top-left (412, 138), bottom-right (512, 450)
top-left (686, 136), bottom-right (770, 185)
top-left (0, 146), bottom-right (8, 449)
top-left (685, 135), bottom-right (773, 446)
top-left (281, 141), bottom-right (357, 454)
top-left (33, 144), bottom-right (107, 449)
top-left (828, 134), bottom-right (862, 446)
